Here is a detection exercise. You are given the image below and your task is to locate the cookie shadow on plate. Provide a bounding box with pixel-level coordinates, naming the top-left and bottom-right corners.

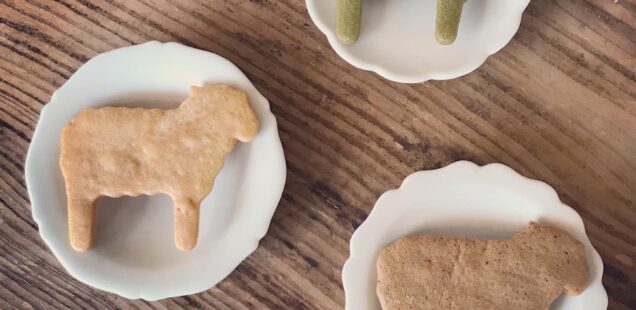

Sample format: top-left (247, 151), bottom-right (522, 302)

top-left (94, 194), bottom-right (176, 269)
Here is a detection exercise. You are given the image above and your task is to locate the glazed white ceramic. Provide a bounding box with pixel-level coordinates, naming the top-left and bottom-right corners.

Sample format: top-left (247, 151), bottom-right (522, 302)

top-left (306, 0), bottom-right (531, 83)
top-left (343, 161), bottom-right (607, 310)
top-left (25, 41), bottom-right (287, 300)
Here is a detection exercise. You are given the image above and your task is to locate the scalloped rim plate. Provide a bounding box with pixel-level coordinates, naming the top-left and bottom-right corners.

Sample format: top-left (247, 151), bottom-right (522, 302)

top-left (342, 161), bottom-right (607, 309)
top-left (25, 41), bottom-right (286, 300)
top-left (307, 0), bottom-right (531, 83)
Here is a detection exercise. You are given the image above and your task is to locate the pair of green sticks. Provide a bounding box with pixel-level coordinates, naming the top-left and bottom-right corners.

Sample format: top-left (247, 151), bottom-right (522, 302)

top-left (336, 0), bottom-right (467, 45)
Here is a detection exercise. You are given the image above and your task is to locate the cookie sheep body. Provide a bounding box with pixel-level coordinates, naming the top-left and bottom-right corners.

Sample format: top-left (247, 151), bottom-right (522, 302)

top-left (60, 85), bottom-right (259, 251)
top-left (376, 222), bottom-right (589, 310)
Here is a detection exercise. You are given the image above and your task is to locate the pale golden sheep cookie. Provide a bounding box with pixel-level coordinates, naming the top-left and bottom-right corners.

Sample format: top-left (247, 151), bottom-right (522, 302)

top-left (376, 222), bottom-right (589, 310)
top-left (60, 85), bottom-right (259, 251)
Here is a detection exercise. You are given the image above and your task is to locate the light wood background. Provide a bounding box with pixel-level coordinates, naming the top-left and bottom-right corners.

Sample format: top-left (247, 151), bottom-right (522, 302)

top-left (0, 0), bottom-right (634, 309)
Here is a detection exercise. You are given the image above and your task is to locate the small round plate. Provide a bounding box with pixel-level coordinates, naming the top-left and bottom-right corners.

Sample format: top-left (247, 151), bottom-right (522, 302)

top-left (306, 0), bottom-right (530, 83)
top-left (342, 161), bottom-right (607, 309)
top-left (25, 41), bottom-right (287, 300)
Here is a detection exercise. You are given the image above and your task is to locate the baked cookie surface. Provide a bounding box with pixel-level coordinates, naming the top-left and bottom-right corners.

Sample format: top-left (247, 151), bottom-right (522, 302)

top-left (376, 222), bottom-right (589, 310)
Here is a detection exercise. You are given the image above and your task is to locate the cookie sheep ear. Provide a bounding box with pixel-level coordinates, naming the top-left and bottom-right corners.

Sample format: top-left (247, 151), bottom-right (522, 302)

top-left (189, 85), bottom-right (202, 96)
top-left (558, 238), bottom-right (590, 296)
top-left (233, 93), bottom-right (259, 143)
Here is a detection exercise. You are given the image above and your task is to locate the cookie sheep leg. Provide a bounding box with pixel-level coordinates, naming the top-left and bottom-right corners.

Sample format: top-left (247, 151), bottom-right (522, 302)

top-left (67, 195), bottom-right (97, 251)
top-left (172, 196), bottom-right (200, 251)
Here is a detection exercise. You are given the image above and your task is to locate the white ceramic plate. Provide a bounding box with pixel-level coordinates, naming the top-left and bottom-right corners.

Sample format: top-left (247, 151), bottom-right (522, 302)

top-left (342, 161), bottom-right (607, 309)
top-left (307, 0), bottom-right (530, 83)
top-left (25, 41), bottom-right (286, 300)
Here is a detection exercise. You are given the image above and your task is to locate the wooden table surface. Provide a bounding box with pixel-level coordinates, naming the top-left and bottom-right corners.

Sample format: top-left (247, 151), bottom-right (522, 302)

top-left (0, 0), bottom-right (634, 309)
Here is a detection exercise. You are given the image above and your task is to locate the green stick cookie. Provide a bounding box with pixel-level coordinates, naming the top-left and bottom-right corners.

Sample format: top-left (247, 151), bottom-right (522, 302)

top-left (435, 0), bottom-right (466, 45)
top-left (336, 0), bottom-right (362, 45)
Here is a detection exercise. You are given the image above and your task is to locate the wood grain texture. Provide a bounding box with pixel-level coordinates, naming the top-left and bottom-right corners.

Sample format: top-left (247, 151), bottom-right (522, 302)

top-left (0, 0), bottom-right (634, 308)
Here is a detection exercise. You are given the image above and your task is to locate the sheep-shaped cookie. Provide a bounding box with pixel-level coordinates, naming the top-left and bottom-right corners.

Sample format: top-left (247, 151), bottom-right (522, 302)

top-left (60, 85), bottom-right (259, 251)
top-left (376, 222), bottom-right (590, 309)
